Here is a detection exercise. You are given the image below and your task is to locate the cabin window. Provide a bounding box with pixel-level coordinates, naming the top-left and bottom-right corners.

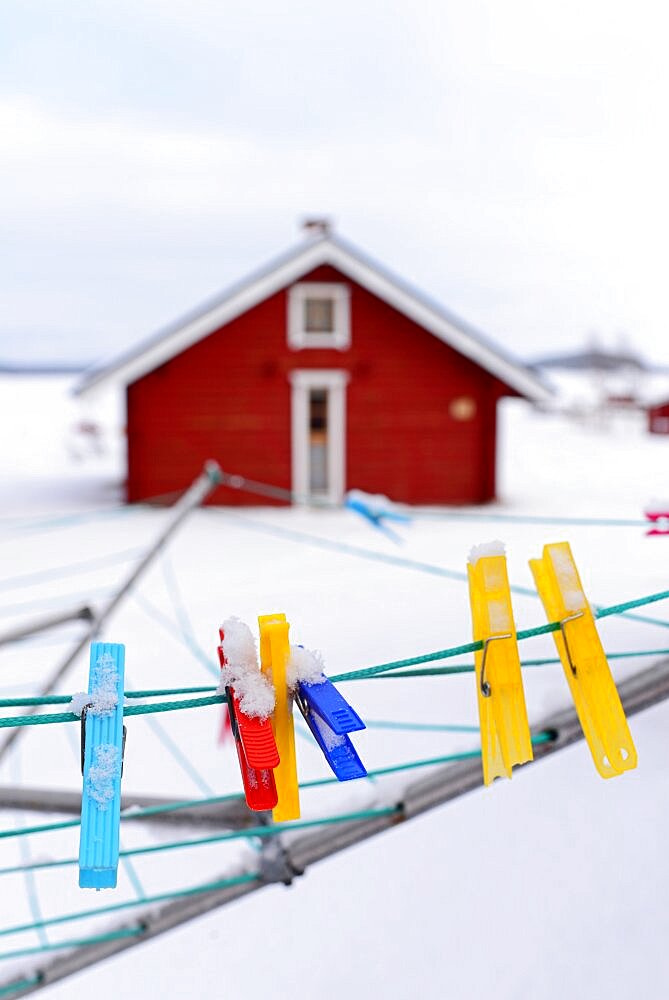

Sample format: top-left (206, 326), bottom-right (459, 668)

top-left (304, 297), bottom-right (335, 334)
top-left (287, 283), bottom-right (350, 349)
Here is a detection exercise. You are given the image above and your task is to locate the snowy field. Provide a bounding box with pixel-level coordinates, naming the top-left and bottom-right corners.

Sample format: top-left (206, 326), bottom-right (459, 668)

top-left (1, 374), bottom-right (669, 999)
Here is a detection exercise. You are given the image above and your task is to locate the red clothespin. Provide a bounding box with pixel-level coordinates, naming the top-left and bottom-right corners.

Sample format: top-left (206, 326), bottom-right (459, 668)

top-left (644, 508), bottom-right (669, 536)
top-left (218, 628), bottom-right (280, 811)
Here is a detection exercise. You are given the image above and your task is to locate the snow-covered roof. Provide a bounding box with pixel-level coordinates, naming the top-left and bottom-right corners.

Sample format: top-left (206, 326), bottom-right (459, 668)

top-left (531, 347), bottom-right (648, 373)
top-left (75, 232), bottom-right (552, 403)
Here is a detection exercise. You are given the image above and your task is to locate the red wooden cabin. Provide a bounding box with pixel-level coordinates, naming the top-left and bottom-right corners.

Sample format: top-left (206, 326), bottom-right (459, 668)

top-left (76, 227), bottom-right (550, 505)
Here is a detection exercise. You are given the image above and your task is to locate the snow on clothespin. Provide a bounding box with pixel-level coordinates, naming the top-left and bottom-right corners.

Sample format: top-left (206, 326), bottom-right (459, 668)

top-left (530, 541), bottom-right (637, 778)
top-left (344, 489), bottom-right (410, 544)
top-left (258, 613), bottom-right (300, 822)
top-left (217, 619), bottom-right (280, 811)
top-left (467, 543), bottom-right (533, 785)
top-left (290, 646), bottom-right (367, 781)
top-left (75, 642), bottom-right (126, 889)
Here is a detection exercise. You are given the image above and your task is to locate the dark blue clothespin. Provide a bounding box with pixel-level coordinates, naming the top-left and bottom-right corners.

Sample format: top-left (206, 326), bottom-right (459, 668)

top-left (295, 675), bottom-right (367, 781)
top-left (345, 490), bottom-right (410, 544)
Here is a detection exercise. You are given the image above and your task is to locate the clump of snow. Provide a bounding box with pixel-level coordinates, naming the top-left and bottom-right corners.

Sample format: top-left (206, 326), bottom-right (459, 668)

top-left (548, 545), bottom-right (586, 612)
top-left (314, 715), bottom-right (345, 751)
top-left (120, 804), bottom-right (144, 817)
top-left (217, 617), bottom-right (275, 719)
top-left (69, 650), bottom-right (119, 716)
top-left (345, 489), bottom-right (396, 515)
top-left (468, 540), bottom-right (506, 565)
top-left (68, 692), bottom-right (91, 717)
top-left (87, 744), bottom-right (119, 809)
top-left (219, 618), bottom-right (257, 672)
top-left (89, 652), bottom-right (120, 712)
top-left (287, 645), bottom-right (326, 689)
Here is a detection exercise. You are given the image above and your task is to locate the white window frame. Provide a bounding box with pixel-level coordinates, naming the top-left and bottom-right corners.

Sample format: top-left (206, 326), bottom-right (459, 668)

top-left (287, 282), bottom-right (351, 350)
top-left (289, 369), bottom-right (348, 503)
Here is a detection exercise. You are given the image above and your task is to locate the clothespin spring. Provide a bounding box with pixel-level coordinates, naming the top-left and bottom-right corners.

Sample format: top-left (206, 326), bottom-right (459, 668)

top-left (559, 611), bottom-right (584, 677)
top-left (479, 633), bottom-right (512, 697)
top-left (293, 686), bottom-right (310, 722)
top-left (80, 704), bottom-right (127, 777)
top-left (225, 687), bottom-right (240, 740)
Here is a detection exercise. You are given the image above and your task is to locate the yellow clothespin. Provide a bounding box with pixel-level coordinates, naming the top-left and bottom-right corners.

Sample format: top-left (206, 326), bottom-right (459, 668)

top-left (529, 541), bottom-right (637, 778)
top-left (258, 613), bottom-right (300, 821)
top-left (467, 547), bottom-right (533, 785)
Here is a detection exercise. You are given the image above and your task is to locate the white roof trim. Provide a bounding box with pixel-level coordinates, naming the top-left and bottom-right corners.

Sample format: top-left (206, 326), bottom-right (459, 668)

top-left (76, 236), bottom-right (551, 403)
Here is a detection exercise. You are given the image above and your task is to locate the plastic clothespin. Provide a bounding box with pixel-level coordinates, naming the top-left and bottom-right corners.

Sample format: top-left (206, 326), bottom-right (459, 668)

top-left (467, 551), bottom-right (533, 785)
top-left (295, 676), bottom-right (367, 781)
top-left (217, 629), bottom-right (279, 811)
top-left (344, 490), bottom-right (410, 544)
top-left (644, 508), bottom-right (669, 536)
top-left (530, 541), bottom-right (637, 778)
top-left (258, 613), bottom-right (300, 822)
top-left (79, 642), bottom-right (126, 889)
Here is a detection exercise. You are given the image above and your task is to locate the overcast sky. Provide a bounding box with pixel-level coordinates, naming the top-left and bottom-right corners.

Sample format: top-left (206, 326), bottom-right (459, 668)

top-left (1, 0), bottom-right (667, 366)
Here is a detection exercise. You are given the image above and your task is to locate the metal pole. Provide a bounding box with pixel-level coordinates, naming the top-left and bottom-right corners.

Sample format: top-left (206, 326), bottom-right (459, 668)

top-left (0, 461), bottom-right (222, 762)
top-left (4, 655), bottom-right (669, 996)
top-left (0, 607), bottom-right (95, 648)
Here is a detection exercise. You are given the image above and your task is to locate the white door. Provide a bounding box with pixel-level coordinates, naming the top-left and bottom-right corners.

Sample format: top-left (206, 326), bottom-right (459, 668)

top-left (290, 370), bottom-right (347, 504)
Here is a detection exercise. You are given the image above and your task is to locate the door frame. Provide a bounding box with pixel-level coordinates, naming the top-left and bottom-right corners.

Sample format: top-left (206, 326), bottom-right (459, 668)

top-left (289, 369), bottom-right (348, 504)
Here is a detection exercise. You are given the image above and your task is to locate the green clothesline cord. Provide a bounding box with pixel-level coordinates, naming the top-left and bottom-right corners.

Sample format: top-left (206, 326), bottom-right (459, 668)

top-left (0, 806), bottom-right (401, 882)
top-left (0, 927), bottom-right (143, 964)
top-left (0, 581), bottom-right (665, 717)
top-left (0, 872), bottom-right (259, 941)
top-left (331, 587), bottom-right (669, 683)
top-left (0, 694), bottom-right (225, 731)
top-left (0, 735), bottom-right (552, 849)
top-left (0, 581), bottom-right (662, 727)
top-left (0, 687), bottom-right (217, 709)
top-left (366, 720), bottom-right (480, 733)
top-left (408, 510), bottom-right (652, 527)
top-left (0, 790), bottom-right (246, 842)
top-left (0, 645), bottom-right (667, 710)
top-left (347, 647), bottom-right (669, 681)
top-left (0, 978), bottom-right (41, 997)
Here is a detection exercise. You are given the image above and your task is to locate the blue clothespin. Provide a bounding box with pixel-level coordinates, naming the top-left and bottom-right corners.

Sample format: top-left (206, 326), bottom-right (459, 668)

top-left (295, 675), bottom-right (367, 781)
top-left (79, 642), bottom-right (126, 889)
top-left (344, 490), bottom-right (410, 544)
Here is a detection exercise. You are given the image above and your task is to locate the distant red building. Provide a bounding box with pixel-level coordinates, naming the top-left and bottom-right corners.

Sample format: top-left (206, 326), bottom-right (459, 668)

top-left (76, 228), bottom-right (550, 505)
top-left (648, 401), bottom-right (669, 435)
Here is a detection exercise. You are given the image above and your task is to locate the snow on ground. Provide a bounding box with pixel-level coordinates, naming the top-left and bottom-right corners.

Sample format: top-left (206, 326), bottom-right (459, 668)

top-left (0, 375), bottom-right (668, 998)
